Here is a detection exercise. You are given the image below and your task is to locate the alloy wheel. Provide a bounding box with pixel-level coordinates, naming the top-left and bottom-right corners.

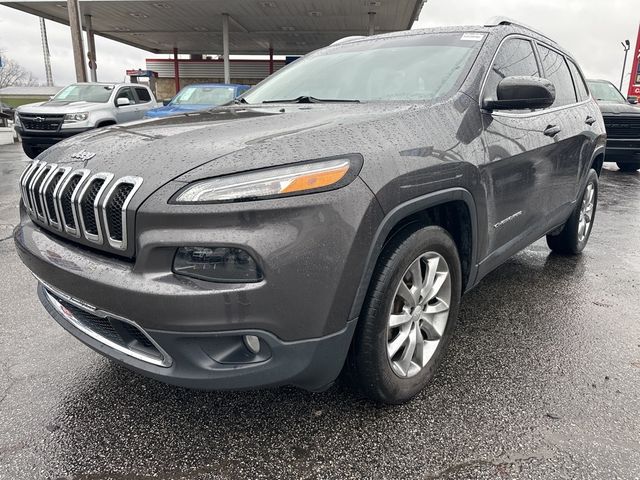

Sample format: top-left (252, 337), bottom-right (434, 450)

top-left (578, 182), bottom-right (595, 242)
top-left (386, 251), bottom-right (451, 378)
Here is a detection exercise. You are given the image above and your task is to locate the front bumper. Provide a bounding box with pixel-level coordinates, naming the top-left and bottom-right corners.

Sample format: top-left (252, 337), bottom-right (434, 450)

top-left (17, 126), bottom-right (93, 149)
top-left (14, 178), bottom-right (383, 390)
top-left (604, 138), bottom-right (640, 163)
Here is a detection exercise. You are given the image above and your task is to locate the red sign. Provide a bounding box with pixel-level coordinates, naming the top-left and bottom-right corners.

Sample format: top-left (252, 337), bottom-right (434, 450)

top-left (628, 24), bottom-right (640, 98)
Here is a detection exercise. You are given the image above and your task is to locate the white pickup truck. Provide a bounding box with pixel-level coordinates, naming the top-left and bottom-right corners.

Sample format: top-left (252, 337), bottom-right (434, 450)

top-left (14, 82), bottom-right (158, 159)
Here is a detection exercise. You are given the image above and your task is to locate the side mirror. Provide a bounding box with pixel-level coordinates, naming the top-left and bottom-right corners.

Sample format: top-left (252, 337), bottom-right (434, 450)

top-left (116, 97), bottom-right (131, 107)
top-left (162, 99), bottom-right (172, 106)
top-left (483, 76), bottom-right (556, 111)
top-left (627, 96), bottom-right (638, 105)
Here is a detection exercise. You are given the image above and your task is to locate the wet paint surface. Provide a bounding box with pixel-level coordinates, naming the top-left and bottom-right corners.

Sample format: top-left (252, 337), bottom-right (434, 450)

top-left (2, 144), bottom-right (640, 478)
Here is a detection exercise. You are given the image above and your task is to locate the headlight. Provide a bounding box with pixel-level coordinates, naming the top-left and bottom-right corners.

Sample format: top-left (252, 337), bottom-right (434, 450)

top-left (172, 156), bottom-right (362, 204)
top-left (63, 112), bottom-right (89, 123)
top-left (13, 113), bottom-right (21, 127)
top-left (173, 247), bottom-right (263, 283)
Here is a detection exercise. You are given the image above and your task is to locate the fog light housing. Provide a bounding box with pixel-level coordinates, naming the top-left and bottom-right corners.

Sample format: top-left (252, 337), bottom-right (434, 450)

top-left (243, 335), bottom-right (261, 354)
top-left (173, 247), bottom-right (263, 283)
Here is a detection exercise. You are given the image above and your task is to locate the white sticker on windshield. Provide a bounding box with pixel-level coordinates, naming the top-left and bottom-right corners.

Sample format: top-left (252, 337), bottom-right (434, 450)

top-left (461, 33), bottom-right (485, 42)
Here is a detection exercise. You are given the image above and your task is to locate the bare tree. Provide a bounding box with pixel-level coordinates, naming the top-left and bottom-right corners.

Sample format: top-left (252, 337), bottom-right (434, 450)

top-left (0, 52), bottom-right (40, 88)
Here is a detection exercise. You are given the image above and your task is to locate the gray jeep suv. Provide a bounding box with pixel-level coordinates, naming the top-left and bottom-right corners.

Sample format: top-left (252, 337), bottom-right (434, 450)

top-left (14, 19), bottom-right (605, 404)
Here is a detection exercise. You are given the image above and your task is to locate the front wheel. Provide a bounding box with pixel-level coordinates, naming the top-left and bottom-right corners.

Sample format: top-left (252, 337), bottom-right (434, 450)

top-left (347, 225), bottom-right (462, 404)
top-left (546, 169), bottom-right (598, 254)
top-left (617, 162), bottom-right (640, 172)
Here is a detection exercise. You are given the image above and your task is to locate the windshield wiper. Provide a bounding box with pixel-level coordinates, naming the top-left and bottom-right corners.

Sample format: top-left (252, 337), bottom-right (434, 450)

top-left (262, 95), bottom-right (359, 104)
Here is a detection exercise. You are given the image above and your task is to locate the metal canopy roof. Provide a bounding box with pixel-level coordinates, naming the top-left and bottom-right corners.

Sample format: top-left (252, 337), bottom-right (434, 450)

top-left (1, 0), bottom-right (426, 54)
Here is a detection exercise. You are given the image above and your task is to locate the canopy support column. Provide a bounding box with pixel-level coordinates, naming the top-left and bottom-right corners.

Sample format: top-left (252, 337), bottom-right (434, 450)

top-left (67, 0), bottom-right (87, 82)
top-left (84, 14), bottom-right (97, 82)
top-left (222, 13), bottom-right (231, 84)
top-left (173, 47), bottom-right (180, 93)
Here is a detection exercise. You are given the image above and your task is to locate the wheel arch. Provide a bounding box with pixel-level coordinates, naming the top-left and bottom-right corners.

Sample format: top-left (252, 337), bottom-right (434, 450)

top-left (349, 188), bottom-right (479, 320)
top-left (590, 145), bottom-right (605, 176)
top-left (95, 119), bottom-right (117, 128)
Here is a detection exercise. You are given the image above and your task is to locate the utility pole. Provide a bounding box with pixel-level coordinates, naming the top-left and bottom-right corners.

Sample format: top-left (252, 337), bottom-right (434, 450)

top-left (620, 39), bottom-right (630, 91)
top-left (67, 0), bottom-right (87, 82)
top-left (39, 18), bottom-right (54, 86)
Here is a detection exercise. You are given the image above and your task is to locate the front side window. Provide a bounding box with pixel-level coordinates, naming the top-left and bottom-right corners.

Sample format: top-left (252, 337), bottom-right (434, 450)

top-left (484, 38), bottom-right (540, 102)
top-left (171, 86), bottom-right (237, 106)
top-left (586, 80), bottom-right (627, 104)
top-left (116, 87), bottom-right (136, 104)
top-left (538, 45), bottom-right (577, 107)
top-left (243, 32), bottom-right (484, 103)
top-left (53, 84), bottom-right (114, 103)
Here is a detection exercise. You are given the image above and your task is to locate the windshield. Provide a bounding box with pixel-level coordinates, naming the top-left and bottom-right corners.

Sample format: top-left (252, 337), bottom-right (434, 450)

top-left (242, 32), bottom-right (484, 104)
top-left (587, 80), bottom-right (626, 103)
top-left (53, 84), bottom-right (114, 103)
top-left (171, 86), bottom-right (237, 106)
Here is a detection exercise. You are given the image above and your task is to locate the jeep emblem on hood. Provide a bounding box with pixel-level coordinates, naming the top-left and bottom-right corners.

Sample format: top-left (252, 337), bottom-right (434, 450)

top-left (70, 150), bottom-right (96, 161)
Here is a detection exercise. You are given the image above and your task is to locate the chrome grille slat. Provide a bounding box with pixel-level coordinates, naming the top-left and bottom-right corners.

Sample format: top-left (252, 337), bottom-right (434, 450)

top-left (42, 166), bottom-right (71, 230)
top-left (77, 172), bottom-right (114, 244)
top-left (19, 161), bottom-right (141, 255)
top-left (102, 176), bottom-right (143, 251)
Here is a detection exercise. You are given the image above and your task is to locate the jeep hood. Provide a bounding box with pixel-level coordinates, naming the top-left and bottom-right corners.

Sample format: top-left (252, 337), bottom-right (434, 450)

top-left (36, 103), bottom-right (413, 198)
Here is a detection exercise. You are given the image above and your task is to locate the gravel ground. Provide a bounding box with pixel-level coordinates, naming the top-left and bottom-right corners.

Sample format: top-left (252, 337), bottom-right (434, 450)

top-left (1, 143), bottom-right (639, 479)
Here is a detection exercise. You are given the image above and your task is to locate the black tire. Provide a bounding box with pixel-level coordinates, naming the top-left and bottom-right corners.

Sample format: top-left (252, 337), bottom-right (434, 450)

top-left (347, 225), bottom-right (462, 404)
top-left (546, 169), bottom-right (598, 254)
top-left (617, 162), bottom-right (640, 172)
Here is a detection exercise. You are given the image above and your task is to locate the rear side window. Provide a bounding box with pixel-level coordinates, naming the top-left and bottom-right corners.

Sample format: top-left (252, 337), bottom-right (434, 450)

top-left (537, 45), bottom-right (577, 107)
top-left (567, 59), bottom-right (589, 101)
top-left (484, 38), bottom-right (540, 101)
top-left (135, 87), bottom-right (152, 103)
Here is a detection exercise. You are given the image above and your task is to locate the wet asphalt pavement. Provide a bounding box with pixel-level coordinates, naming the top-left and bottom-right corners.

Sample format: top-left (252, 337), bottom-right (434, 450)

top-left (0, 142), bottom-right (639, 479)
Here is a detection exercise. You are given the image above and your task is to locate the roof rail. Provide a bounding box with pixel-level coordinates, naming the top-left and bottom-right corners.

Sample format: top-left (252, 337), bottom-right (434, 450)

top-left (331, 35), bottom-right (367, 46)
top-left (484, 16), bottom-right (556, 43)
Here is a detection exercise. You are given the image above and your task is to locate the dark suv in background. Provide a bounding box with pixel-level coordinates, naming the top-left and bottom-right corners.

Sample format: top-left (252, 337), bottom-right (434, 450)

top-left (587, 79), bottom-right (640, 172)
top-left (14, 19), bottom-right (605, 404)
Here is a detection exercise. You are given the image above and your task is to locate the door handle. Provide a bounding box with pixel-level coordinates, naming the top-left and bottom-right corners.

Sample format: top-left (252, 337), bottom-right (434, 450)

top-left (543, 125), bottom-right (561, 137)
top-left (585, 116), bottom-right (596, 126)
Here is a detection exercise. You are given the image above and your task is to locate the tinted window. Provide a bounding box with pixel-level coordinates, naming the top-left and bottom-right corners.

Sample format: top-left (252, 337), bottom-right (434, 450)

top-left (135, 87), bottom-right (152, 103)
top-left (484, 38), bottom-right (539, 101)
top-left (538, 45), bottom-right (577, 107)
top-left (243, 33), bottom-right (484, 103)
top-left (567, 60), bottom-right (588, 101)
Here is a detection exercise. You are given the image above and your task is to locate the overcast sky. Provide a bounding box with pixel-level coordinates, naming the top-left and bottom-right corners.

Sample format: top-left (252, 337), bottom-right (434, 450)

top-left (0, 0), bottom-right (638, 91)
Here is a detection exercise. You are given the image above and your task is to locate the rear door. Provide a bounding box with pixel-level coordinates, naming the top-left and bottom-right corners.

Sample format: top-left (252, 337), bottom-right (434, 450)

top-left (133, 86), bottom-right (155, 118)
top-left (534, 43), bottom-right (586, 209)
top-left (480, 36), bottom-right (559, 255)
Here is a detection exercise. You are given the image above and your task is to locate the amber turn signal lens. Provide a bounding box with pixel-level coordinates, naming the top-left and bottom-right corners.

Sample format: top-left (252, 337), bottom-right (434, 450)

top-left (280, 164), bottom-right (350, 193)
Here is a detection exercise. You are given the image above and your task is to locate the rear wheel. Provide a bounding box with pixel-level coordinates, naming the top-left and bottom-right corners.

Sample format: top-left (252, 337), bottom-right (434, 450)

top-left (617, 162), bottom-right (640, 172)
top-left (546, 169), bottom-right (598, 254)
top-left (348, 225), bottom-right (461, 404)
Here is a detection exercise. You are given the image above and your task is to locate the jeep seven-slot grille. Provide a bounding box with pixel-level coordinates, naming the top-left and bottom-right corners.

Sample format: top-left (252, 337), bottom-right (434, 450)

top-left (19, 161), bottom-right (142, 254)
top-left (81, 179), bottom-right (105, 235)
top-left (603, 115), bottom-right (640, 139)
